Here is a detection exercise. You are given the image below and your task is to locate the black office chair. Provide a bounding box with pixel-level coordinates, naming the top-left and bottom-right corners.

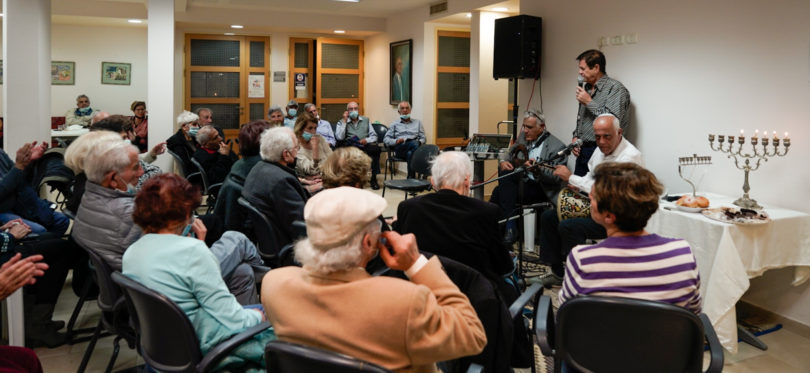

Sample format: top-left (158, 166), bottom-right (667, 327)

top-left (236, 197), bottom-right (296, 267)
top-left (382, 144), bottom-right (438, 199)
top-left (111, 272), bottom-right (271, 373)
top-left (265, 340), bottom-right (392, 373)
top-left (166, 149), bottom-right (196, 180)
top-left (535, 295), bottom-right (724, 373)
top-left (212, 176), bottom-right (246, 232)
top-left (189, 158), bottom-right (223, 214)
top-left (370, 122), bottom-right (404, 181)
top-left (75, 244), bottom-right (137, 373)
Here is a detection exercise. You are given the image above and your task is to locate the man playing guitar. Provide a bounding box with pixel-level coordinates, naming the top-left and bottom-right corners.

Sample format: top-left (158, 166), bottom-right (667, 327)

top-left (492, 111), bottom-right (567, 245)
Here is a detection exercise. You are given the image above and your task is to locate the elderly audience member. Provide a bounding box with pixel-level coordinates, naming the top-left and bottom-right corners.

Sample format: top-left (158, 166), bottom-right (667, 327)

top-left (493, 111), bottom-right (565, 244)
top-left (384, 101), bottom-right (425, 178)
top-left (72, 139), bottom-right (266, 304)
top-left (293, 112), bottom-right (331, 191)
top-left (65, 94), bottom-right (99, 127)
top-left (123, 174), bottom-right (274, 369)
top-left (394, 151), bottom-right (512, 280)
top-left (283, 100), bottom-right (298, 129)
top-left (539, 113), bottom-right (643, 287)
top-left (335, 101), bottom-right (381, 189)
top-left (193, 125), bottom-right (235, 186)
top-left (242, 127), bottom-right (309, 250)
top-left (64, 131), bottom-right (123, 215)
top-left (303, 103), bottom-right (336, 147)
top-left (322, 147), bottom-right (371, 190)
top-left (196, 107), bottom-right (214, 126)
top-left (0, 142), bottom-right (70, 236)
top-left (91, 115), bottom-right (163, 187)
top-left (267, 105), bottom-right (284, 127)
top-left (560, 162), bottom-right (702, 313)
top-left (129, 100), bottom-right (149, 153)
top-left (262, 187), bottom-right (486, 372)
top-left (167, 110), bottom-right (201, 173)
top-left (0, 252), bottom-right (48, 369)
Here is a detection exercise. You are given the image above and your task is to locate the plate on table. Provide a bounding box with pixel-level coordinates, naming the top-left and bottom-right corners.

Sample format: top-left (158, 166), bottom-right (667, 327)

top-left (701, 207), bottom-right (771, 225)
top-left (675, 205), bottom-right (705, 213)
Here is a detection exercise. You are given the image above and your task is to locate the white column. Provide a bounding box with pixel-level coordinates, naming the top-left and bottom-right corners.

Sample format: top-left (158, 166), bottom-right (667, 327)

top-left (470, 11), bottom-right (509, 135)
top-left (1, 0), bottom-right (51, 346)
top-left (2, 0), bottom-right (51, 151)
top-left (147, 0), bottom-right (175, 172)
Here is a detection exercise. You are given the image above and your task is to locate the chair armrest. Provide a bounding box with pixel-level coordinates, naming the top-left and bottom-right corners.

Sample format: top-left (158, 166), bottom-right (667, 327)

top-left (509, 282), bottom-right (543, 320)
top-left (465, 363), bottom-right (484, 373)
top-left (198, 321), bottom-right (272, 372)
top-left (699, 313), bottom-right (724, 373)
top-left (535, 295), bottom-right (555, 356)
top-left (292, 220), bottom-right (307, 238)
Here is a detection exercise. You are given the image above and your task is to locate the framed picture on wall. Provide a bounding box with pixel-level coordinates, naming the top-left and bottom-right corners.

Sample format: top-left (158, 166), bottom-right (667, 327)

top-left (390, 39), bottom-right (412, 105)
top-left (101, 62), bottom-right (131, 85)
top-left (51, 61), bottom-right (75, 85)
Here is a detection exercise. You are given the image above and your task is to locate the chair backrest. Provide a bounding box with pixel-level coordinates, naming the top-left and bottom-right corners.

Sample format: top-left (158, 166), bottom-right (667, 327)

top-left (237, 196), bottom-right (282, 264)
top-left (370, 122), bottom-right (388, 144)
top-left (112, 272), bottom-right (203, 373)
top-left (189, 157), bottom-right (212, 193)
top-left (213, 175), bottom-right (246, 231)
top-left (166, 149), bottom-right (189, 178)
top-left (556, 295), bottom-right (706, 373)
top-left (410, 144), bottom-right (439, 177)
top-left (78, 243), bottom-right (122, 314)
top-left (265, 340), bottom-right (392, 373)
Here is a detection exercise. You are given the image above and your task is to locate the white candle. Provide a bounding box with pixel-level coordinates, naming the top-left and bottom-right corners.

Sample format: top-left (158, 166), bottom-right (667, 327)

top-left (785, 132), bottom-right (789, 139)
top-left (754, 129), bottom-right (759, 139)
top-left (762, 131), bottom-right (767, 137)
top-left (740, 129), bottom-right (745, 135)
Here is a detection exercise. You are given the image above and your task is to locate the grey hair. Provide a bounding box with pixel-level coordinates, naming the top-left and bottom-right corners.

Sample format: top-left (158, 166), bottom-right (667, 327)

top-left (194, 107), bottom-right (212, 116)
top-left (596, 113), bottom-right (620, 131)
top-left (303, 103), bottom-right (316, 112)
top-left (64, 131), bottom-right (121, 174)
top-left (260, 126), bottom-right (295, 162)
top-left (76, 94), bottom-right (89, 102)
top-left (431, 151), bottom-right (472, 190)
top-left (195, 125), bottom-right (217, 145)
top-left (176, 110), bottom-right (199, 126)
top-left (84, 139), bottom-right (138, 184)
top-left (294, 219), bottom-right (381, 274)
top-left (267, 105), bottom-right (283, 116)
top-left (346, 101), bottom-right (359, 109)
top-left (524, 110), bottom-right (545, 124)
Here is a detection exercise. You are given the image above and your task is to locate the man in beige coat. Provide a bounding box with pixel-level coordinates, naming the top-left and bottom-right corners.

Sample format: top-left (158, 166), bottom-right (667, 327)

top-left (262, 187), bottom-right (486, 372)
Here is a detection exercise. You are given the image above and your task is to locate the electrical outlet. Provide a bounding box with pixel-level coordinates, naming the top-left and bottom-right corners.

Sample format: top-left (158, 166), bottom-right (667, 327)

top-left (624, 33), bottom-right (638, 44)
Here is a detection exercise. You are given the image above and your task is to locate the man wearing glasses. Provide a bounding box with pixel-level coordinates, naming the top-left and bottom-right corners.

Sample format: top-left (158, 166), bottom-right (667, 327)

top-left (493, 111), bottom-right (566, 244)
top-left (65, 94), bottom-right (100, 127)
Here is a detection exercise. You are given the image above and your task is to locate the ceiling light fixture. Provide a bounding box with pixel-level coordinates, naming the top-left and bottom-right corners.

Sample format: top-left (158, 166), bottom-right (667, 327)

top-left (127, 19), bottom-right (143, 24)
top-left (492, 7), bottom-right (508, 12)
top-left (230, 25), bottom-right (244, 29)
top-left (334, 0), bottom-right (360, 3)
top-left (334, 30), bottom-right (346, 34)
top-left (466, 13), bottom-right (472, 18)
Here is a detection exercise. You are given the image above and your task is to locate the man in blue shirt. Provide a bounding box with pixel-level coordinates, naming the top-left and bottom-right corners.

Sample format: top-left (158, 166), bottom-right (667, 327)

top-left (383, 101), bottom-right (425, 178)
top-left (303, 103), bottom-right (336, 148)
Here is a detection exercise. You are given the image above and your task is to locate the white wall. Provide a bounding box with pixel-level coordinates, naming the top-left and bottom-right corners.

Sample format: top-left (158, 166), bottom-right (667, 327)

top-left (519, 0), bottom-right (810, 327)
top-left (0, 23), bottom-right (148, 117)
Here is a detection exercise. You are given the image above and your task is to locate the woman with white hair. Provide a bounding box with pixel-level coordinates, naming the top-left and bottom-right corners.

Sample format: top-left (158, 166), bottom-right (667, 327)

top-left (393, 151), bottom-right (513, 280)
top-left (166, 110), bottom-right (201, 172)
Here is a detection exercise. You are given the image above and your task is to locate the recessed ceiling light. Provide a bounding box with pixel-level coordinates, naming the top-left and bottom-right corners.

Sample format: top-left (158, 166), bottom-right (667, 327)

top-left (334, 0), bottom-right (360, 2)
top-left (492, 7), bottom-right (508, 12)
top-left (230, 25), bottom-right (244, 29)
top-left (224, 32), bottom-right (235, 36)
top-left (127, 19), bottom-right (143, 24)
top-left (334, 30), bottom-right (346, 34)
top-left (466, 13), bottom-right (472, 18)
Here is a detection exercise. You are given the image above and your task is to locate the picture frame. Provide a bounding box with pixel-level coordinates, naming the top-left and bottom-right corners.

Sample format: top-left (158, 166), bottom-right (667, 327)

top-left (51, 61), bottom-right (75, 85)
top-left (101, 61), bottom-right (131, 85)
top-left (0, 60), bottom-right (3, 85)
top-left (390, 39), bottom-right (412, 105)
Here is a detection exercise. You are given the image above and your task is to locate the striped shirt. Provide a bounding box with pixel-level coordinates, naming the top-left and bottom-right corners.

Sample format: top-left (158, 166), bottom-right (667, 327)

top-left (559, 234), bottom-right (702, 313)
top-left (575, 74), bottom-right (630, 141)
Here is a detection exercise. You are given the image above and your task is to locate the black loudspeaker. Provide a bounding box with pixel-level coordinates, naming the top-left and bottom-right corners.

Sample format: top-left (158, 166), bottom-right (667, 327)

top-left (493, 15), bottom-right (542, 79)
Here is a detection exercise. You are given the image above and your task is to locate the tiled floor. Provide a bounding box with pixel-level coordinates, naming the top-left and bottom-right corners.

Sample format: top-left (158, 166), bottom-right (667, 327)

top-left (15, 177), bottom-right (810, 371)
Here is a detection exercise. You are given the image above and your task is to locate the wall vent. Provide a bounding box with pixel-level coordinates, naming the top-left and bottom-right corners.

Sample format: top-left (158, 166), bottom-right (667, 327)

top-left (430, 1), bottom-right (448, 15)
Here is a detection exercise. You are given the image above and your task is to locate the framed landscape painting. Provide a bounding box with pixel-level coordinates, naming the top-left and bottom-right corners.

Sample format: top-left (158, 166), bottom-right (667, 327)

top-left (52, 61), bottom-right (75, 85)
top-left (101, 62), bottom-right (131, 85)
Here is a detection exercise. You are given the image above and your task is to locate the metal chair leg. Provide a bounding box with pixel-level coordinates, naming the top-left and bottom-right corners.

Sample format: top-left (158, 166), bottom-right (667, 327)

top-left (104, 336), bottom-right (124, 373)
top-left (76, 319), bottom-right (103, 373)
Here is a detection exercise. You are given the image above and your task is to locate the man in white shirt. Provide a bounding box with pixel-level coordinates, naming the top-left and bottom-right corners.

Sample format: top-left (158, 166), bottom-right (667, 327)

top-left (537, 113), bottom-right (643, 287)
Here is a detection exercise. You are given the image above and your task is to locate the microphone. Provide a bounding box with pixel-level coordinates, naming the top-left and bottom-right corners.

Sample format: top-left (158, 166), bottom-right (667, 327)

top-left (553, 139), bottom-right (584, 159)
top-left (577, 75), bottom-right (585, 89)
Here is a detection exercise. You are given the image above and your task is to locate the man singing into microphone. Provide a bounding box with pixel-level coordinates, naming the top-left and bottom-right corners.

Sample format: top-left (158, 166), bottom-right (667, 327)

top-left (491, 111), bottom-right (566, 245)
top-left (573, 49), bottom-right (631, 176)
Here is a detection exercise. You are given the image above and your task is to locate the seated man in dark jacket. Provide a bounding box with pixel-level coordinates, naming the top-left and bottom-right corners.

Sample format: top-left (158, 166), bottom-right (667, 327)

top-left (0, 142), bottom-right (69, 236)
top-left (242, 127), bottom-right (309, 249)
top-left (192, 125), bottom-right (234, 186)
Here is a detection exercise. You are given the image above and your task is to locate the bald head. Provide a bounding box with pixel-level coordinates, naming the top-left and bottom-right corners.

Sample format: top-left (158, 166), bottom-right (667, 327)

top-left (593, 114), bottom-right (622, 156)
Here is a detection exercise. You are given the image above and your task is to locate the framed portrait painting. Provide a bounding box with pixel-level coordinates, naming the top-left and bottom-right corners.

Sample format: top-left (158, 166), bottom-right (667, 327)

top-left (51, 61), bottom-right (75, 85)
top-left (390, 39), bottom-right (412, 105)
top-left (101, 62), bottom-right (132, 85)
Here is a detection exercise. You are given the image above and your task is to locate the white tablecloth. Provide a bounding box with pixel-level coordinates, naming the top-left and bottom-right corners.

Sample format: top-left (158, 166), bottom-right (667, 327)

top-left (647, 193), bottom-right (810, 353)
top-left (51, 128), bottom-right (89, 138)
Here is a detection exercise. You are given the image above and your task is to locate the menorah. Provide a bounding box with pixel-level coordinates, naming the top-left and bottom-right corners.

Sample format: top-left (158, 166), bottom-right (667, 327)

top-left (678, 154), bottom-right (712, 197)
top-left (708, 130), bottom-right (790, 209)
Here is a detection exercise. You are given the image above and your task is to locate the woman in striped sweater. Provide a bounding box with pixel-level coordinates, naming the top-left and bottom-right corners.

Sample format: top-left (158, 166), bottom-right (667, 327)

top-left (559, 162), bottom-right (702, 313)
